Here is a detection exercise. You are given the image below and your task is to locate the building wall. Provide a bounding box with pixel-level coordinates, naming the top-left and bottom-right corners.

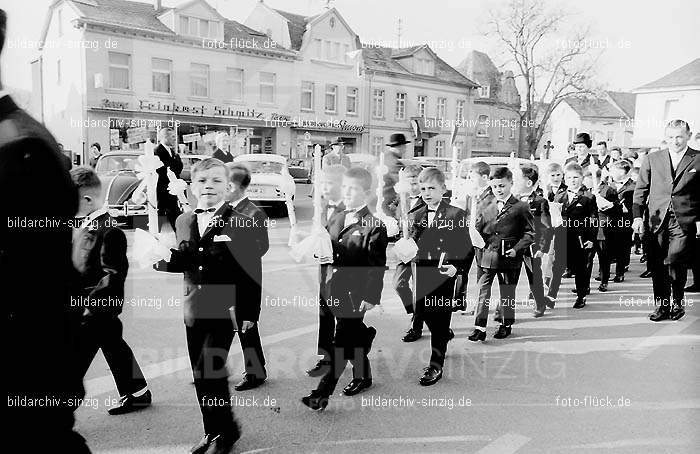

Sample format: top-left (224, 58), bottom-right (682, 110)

top-left (632, 88), bottom-right (700, 147)
top-left (244, 3), bottom-right (292, 50)
top-left (468, 101), bottom-right (520, 157)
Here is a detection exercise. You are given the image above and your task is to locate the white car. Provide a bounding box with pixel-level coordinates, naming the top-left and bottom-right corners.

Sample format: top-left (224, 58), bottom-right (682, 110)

top-left (233, 154), bottom-right (296, 216)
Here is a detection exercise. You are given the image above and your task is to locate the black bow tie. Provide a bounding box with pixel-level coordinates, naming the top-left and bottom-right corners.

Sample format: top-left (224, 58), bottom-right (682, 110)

top-left (194, 207), bottom-right (216, 214)
top-left (427, 208), bottom-right (437, 213)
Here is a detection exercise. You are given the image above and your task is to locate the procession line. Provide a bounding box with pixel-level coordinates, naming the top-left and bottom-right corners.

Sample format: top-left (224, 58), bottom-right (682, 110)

top-left (84, 324), bottom-right (317, 398)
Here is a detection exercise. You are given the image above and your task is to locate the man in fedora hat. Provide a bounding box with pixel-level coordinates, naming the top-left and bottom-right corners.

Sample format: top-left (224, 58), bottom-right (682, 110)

top-left (322, 137), bottom-right (351, 169)
top-left (566, 133), bottom-right (599, 169)
top-left (381, 134), bottom-right (412, 218)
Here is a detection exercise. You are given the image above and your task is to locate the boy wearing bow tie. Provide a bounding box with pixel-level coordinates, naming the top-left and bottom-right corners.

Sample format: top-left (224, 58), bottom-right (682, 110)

top-left (469, 167), bottom-right (535, 342)
top-left (608, 160), bottom-right (636, 283)
top-left (393, 164), bottom-right (427, 343)
top-left (516, 166), bottom-right (553, 317)
top-left (409, 168), bottom-right (470, 385)
top-left (547, 163), bottom-right (598, 309)
top-left (70, 167), bottom-right (151, 416)
top-left (156, 158), bottom-right (257, 453)
top-left (302, 168), bottom-right (388, 411)
top-left (307, 165), bottom-right (346, 377)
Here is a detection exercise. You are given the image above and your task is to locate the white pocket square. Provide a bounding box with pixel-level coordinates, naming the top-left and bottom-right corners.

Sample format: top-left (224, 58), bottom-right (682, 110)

top-left (438, 224), bottom-right (449, 229)
top-left (351, 231), bottom-right (362, 236)
top-left (690, 168), bottom-right (697, 173)
top-left (213, 234), bottom-right (232, 242)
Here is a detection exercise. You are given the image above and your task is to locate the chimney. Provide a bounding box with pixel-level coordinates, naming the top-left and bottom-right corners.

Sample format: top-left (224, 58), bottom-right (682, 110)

top-left (154, 0), bottom-right (162, 10)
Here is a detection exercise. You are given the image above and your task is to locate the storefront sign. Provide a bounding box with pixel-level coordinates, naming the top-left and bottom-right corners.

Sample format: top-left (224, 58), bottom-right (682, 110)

top-left (126, 126), bottom-right (150, 144)
top-left (182, 133), bottom-right (201, 143)
top-left (110, 129), bottom-right (120, 147)
top-left (293, 118), bottom-right (365, 132)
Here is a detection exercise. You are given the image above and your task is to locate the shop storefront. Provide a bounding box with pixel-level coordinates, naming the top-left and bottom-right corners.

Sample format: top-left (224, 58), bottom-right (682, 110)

top-left (290, 118), bottom-right (367, 160)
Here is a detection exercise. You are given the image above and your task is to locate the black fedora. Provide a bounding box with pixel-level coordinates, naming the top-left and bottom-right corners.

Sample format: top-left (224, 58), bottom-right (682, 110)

top-left (386, 133), bottom-right (411, 147)
top-left (329, 137), bottom-right (345, 146)
top-left (573, 132), bottom-right (592, 148)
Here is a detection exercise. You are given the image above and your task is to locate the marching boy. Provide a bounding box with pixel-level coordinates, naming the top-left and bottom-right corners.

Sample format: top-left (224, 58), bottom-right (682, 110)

top-left (547, 163), bottom-right (598, 309)
top-left (301, 167), bottom-right (388, 411)
top-left (469, 167), bottom-right (534, 341)
top-left (608, 159), bottom-right (636, 283)
top-left (225, 162), bottom-right (269, 391)
top-left (409, 168), bottom-right (471, 386)
top-left (156, 158), bottom-right (257, 454)
top-left (516, 165), bottom-right (553, 317)
top-left (70, 166), bottom-right (151, 416)
top-left (306, 164), bottom-right (346, 377)
top-left (590, 167), bottom-right (623, 292)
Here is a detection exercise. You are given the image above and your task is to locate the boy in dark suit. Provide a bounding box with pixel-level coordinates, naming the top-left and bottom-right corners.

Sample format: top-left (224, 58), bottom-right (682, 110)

top-left (469, 167), bottom-right (535, 341)
top-left (590, 167), bottom-right (623, 292)
top-left (516, 166), bottom-right (553, 317)
top-left (155, 127), bottom-right (184, 230)
top-left (410, 168), bottom-right (471, 385)
top-left (547, 163), bottom-right (598, 308)
top-left (609, 159), bottom-right (636, 283)
top-left (156, 158), bottom-right (255, 454)
top-left (225, 162), bottom-right (269, 391)
top-left (301, 167), bottom-right (388, 411)
top-left (393, 164), bottom-right (427, 343)
top-left (306, 164), bottom-right (346, 376)
top-left (70, 167), bottom-right (151, 415)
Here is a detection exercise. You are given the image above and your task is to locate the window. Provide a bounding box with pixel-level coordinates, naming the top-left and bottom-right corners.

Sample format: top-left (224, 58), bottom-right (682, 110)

top-left (479, 85), bottom-right (490, 98)
top-left (417, 95), bottom-right (427, 117)
top-left (414, 57), bottom-right (434, 76)
top-left (259, 72), bottom-right (275, 104)
top-left (56, 59), bottom-right (61, 85)
top-left (437, 97), bottom-right (446, 120)
top-left (372, 89), bottom-right (385, 118)
top-left (314, 39), bottom-right (323, 58)
top-left (510, 124), bottom-right (516, 139)
top-left (435, 140), bottom-right (445, 157)
top-left (346, 87), bottom-right (358, 114)
top-left (199, 19), bottom-right (209, 38)
top-left (180, 16), bottom-right (216, 38)
top-left (108, 52), bottom-right (131, 90)
top-left (499, 119), bottom-right (506, 138)
top-left (301, 81), bottom-right (314, 111)
top-left (455, 141), bottom-right (464, 157)
top-left (476, 115), bottom-right (490, 137)
top-left (456, 100), bottom-right (465, 124)
top-left (343, 44), bottom-right (350, 63)
top-left (325, 84), bottom-right (337, 113)
top-left (332, 43), bottom-right (340, 61)
top-left (180, 16), bottom-right (188, 34)
top-left (568, 127), bottom-right (577, 143)
top-left (371, 136), bottom-right (384, 155)
top-left (395, 92), bottom-right (407, 120)
top-left (190, 63), bottom-right (209, 97)
top-left (57, 8), bottom-right (63, 37)
top-left (226, 68), bottom-right (244, 101)
top-left (152, 58), bottom-right (172, 94)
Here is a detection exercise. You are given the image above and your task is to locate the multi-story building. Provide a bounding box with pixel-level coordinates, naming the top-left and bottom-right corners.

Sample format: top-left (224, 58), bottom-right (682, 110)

top-left (33, 0), bottom-right (297, 162)
top-left (631, 58), bottom-right (700, 148)
top-left (456, 51), bottom-right (522, 157)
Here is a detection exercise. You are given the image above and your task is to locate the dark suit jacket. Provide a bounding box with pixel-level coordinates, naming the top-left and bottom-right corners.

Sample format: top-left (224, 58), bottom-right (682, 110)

top-left (319, 199), bottom-right (344, 300)
top-left (546, 182), bottom-right (567, 202)
top-left (566, 153), bottom-right (599, 169)
top-left (157, 203), bottom-right (262, 325)
top-left (598, 154), bottom-right (612, 169)
top-left (212, 148), bottom-right (234, 163)
top-left (633, 147), bottom-right (700, 233)
top-left (409, 201), bottom-right (472, 312)
top-left (554, 187), bottom-right (598, 246)
top-left (323, 206), bottom-right (388, 318)
top-left (464, 186), bottom-right (495, 220)
top-left (476, 194), bottom-right (535, 269)
top-left (155, 143), bottom-right (183, 213)
top-left (616, 179), bottom-right (635, 226)
top-left (595, 182), bottom-right (622, 241)
top-left (71, 212), bottom-right (128, 316)
top-left (519, 191), bottom-right (553, 255)
top-left (1, 95), bottom-right (84, 429)
top-left (230, 197), bottom-right (269, 311)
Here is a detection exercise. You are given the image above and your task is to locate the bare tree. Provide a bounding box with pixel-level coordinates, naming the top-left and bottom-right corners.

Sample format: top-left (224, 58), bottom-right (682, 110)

top-left (483, 0), bottom-right (603, 156)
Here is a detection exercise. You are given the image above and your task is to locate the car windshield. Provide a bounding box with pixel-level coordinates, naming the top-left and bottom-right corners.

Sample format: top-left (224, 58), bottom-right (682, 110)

top-left (245, 161), bottom-right (284, 174)
top-left (95, 156), bottom-right (139, 173)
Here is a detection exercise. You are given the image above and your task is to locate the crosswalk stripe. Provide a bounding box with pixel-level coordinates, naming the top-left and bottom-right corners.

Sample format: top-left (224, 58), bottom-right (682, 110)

top-left (474, 433), bottom-right (531, 454)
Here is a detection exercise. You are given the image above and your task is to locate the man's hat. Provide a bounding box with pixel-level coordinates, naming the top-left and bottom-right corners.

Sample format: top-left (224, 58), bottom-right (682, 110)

top-left (329, 137), bottom-right (345, 146)
top-left (386, 133), bottom-right (411, 147)
top-left (573, 132), bottom-right (592, 148)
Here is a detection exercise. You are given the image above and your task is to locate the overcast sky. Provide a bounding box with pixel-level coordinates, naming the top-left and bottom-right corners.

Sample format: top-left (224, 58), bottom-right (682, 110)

top-left (2, 0), bottom-right (698, 94)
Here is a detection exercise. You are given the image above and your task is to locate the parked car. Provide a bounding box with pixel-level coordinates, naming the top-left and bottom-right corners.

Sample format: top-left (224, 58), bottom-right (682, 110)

top-left (347, 153), bottom-right (378, 171)
top-left (233, 154), bottom-right (296, 216)
top-left (94, 151), bottom-right (147, 228)
top-left (288, 158), bottom-right (311, 183)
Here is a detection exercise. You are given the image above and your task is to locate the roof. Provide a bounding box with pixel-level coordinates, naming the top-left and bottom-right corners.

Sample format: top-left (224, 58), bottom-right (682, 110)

top-left (272, 8), bottom-right (314, 51)
top-left (607, 91), bottom-right (636, 118)
top-left (44, 0), bottom-right (293, 56)
top-left (563, 97), bottom-right (628, 119)
top-left (361, 45), bottom-right (478, 88)
top-left (456, 50), bottom-right (499, 80)
top-left (636, 58), bottom-right (700, 90)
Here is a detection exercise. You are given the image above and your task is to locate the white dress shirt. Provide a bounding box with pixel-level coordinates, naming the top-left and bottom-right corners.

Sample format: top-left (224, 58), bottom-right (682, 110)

top-left (426, 205), bottom-right (439, 225)
top-left (344, 204), bottom-right (366, 228)
top-left (669, 146), bottom-right (688, 171)
top-left (326, 199), bottom-right (342, 222)
top-left (196, 200), bottom-right (225, 236)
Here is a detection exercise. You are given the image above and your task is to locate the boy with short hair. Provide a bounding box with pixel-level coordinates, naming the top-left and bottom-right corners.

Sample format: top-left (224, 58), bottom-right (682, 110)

top-left (469, 167), bottom-right (534, 341)
top-left (547, 163), bottom-right (598, 309)
top-left (70, 166), bottom-right (150, 416)
top-left (394, 164), bottom-right (427, 343)
top-left (156, 158), bottom-right (255, 453)
top-left (590, 167), bottom-right (623, 292)
top-left (516, 165), bottom-right (553, 317)
top-left (609, 159), bottom-right (636, 283)
top-left (225, 162), bottom-right (269, 391)
top-left (306, 164), bottom-right (347, 376)
top-left (302, 167), bottom-right (388, 410)
top-left (409, 167), bottom-right (470, 385)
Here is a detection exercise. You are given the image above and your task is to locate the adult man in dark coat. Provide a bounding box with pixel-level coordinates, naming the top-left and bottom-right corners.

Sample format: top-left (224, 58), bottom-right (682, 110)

top-left (0, 9), bottom-right (90, 452)
top-left (633, 119), bottom-right (700, 321)
top-left (212, 132), bottom-right (234, 163)
top-left (565, 133), bottom-right (599, 169)
top-left (155, 126), bottom-right (183, 230)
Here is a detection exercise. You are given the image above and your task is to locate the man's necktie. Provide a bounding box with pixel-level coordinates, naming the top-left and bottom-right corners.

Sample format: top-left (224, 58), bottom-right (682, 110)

top-left (194, 207), bottom-right (216, 214)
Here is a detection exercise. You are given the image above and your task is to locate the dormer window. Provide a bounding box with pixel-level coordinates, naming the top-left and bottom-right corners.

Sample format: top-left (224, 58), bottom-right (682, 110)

top-left (180, 15), bottom-right (218, 39)
top-left (414, 57), bottom-right (434, 76)
top-left (479, 85), bottom-right (490, 98)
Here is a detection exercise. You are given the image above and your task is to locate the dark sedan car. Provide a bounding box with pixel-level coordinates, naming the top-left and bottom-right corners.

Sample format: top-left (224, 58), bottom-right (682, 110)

top-left (94, 151), bottom-right (148, 228)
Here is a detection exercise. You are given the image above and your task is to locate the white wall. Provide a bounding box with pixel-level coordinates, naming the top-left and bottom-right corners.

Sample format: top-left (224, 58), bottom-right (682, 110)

top-left (244, 3), bottom-right (291, 50)
top-left (632, 88), bottom-right (700, 147)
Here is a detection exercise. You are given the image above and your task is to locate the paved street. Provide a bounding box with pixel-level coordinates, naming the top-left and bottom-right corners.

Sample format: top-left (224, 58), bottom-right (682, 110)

top-left (76, 184), bottom-right (699, 454)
